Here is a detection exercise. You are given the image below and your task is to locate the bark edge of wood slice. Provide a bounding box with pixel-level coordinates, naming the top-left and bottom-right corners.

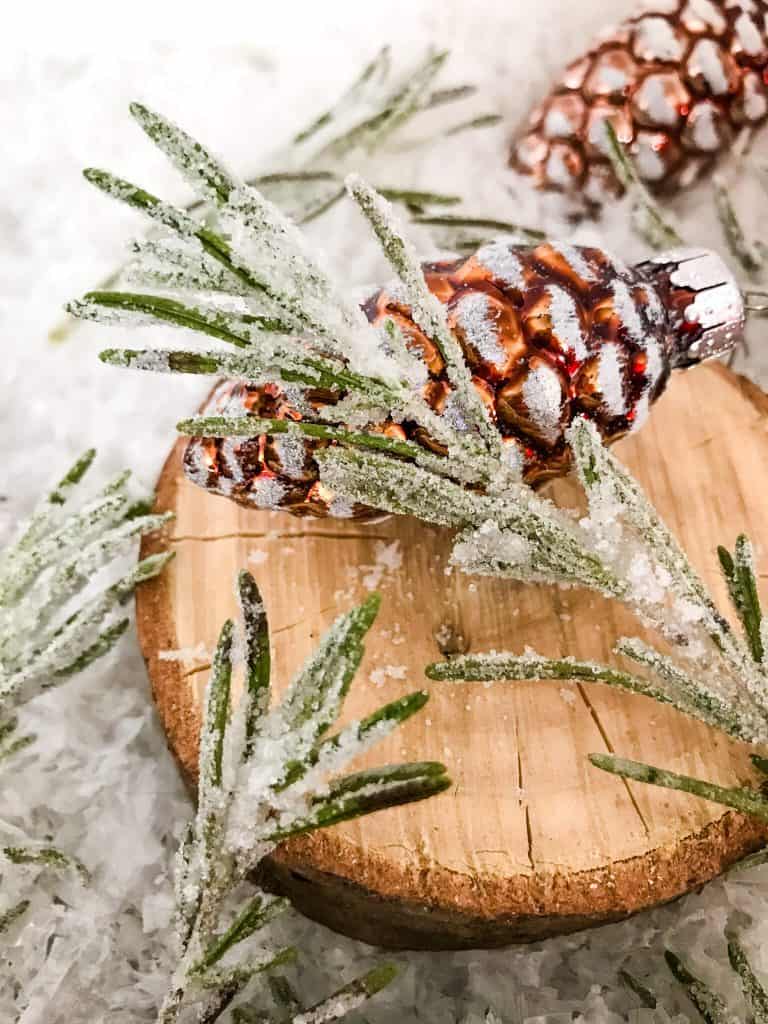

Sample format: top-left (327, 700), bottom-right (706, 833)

top-left (137, 363), bottom-right (768, 951)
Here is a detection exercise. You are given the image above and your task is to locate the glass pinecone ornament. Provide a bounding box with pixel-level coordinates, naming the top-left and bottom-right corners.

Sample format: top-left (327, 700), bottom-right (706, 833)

top-left (184, 243), bottom-right (744, 519)
top-left (513, 0), bottom-right (768, 202)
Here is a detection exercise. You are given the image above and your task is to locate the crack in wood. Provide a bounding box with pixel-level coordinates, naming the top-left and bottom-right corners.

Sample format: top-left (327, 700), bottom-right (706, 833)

top-left (575, 682), bottom-right (651, 838)
top-left (524, 806), bottom-right (535, 875)
top-left (181, 662), bottom-right (211, 679)
top-left (515, 716), bottom-right (535, 871)
top-left (548, 586), bottom-right (650, 839)
top-left (166, 601), bottom-right (343, 683)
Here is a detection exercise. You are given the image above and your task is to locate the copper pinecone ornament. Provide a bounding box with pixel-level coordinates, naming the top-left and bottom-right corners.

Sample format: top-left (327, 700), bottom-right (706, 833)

top-left (184, 243), bottom-right (743, 520)
top-left (513, 0), bottom-right (768, 202)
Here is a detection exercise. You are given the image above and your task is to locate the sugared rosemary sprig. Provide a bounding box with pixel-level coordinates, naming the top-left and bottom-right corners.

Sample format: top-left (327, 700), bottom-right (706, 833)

top-left (157, 570), bottom-right (449, 1024)
top-left (52, 47), bottom-right (495, 343)
top-left (0, 449), bottom-right (172, 756)
top-left (0, 450), bottom-right (172, 940)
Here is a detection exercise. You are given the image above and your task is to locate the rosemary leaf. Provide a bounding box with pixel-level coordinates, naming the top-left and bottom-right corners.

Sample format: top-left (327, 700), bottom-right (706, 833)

top-left (204, 947), bottom-right (295, 986)
top-left (426, 646), bottom-right (755, 740)
top-left (82, 168), bottom-right (266, 295)
top-left (198, 947), bottom-right (298, 1021)
top-left (292, 45), bottom-right (391, 146)
top-left (291, 964), bottom-right (398, 1024)
top-left (615, 636), bottom-right (763, 743)
top-left (3, 552), bottom-right (173, 705)
top-left (158, 576), bottom-right (447, 1024)
top-left (130, 101), bottom-right (237, 205)
top-left (319, 50), bottom-right (448, 159)
top-left (378, 186), bottom-right (461, 208)
top-left (664, 950), bottom-right (732, 1024)
top-left (0, 734), bottom-right (36, 763)
top-left (71, 290), bottom-right (288, 348)
top-left (177, 414), bottom-right (424, 462)
top-left (277, 690), bottom-right (429, 792)
top-left (199, 618), bottom-right (234, 794)
top-left (268, 974), bottom-right (301, 1014)
top-left (443, 112), bottom-right (503, 136)
top-left (237, 570), bottom-right (271, 756)
top-left (713, 177), bottom-right (763, 276)
top-left (727, 935), bottom-right (768, 1022)
top-left (100, 345), bottom-right (380, 398)
top-left (279, 593), bottom-right (380, 741)
top-left (618, 968), bottom-right (657, 1010)
top-left (411, 213), bottom-right (545, 242)
top-left (272, 767), bottom-right (451, 841)
top-left (0, 899), bottom-right (31, 936)
top-left (315, 447), bottom-right (477, 528)
top-left (3, 845), bottom-right (90, 883)
top-left (426, 651), bottom-right (646, 687)
top-left (11, 448), bottom-right (96, 553)
top-left (719, 536), bottom-right (765, 663)
top-left (326, 761), bottom-right (447, 800)
top-left (590, 754), bottom-right (768, 822)
top-left (51, 618), bottom-right (130, 679)
top-left (603, 122), bottom-right (682, 249)
top-left (192, 894), bottom-right (288, 974)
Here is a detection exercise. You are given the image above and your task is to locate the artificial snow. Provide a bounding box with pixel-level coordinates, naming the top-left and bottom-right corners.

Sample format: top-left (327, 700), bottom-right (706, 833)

top-left (360, 541), bottom-right (403, 592)
top-left (4, 4), bottom-right (768, 1022)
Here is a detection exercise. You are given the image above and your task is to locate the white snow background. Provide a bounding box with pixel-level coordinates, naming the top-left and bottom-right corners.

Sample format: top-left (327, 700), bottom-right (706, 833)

top-left (3, 1), bottom-right (768, 1020)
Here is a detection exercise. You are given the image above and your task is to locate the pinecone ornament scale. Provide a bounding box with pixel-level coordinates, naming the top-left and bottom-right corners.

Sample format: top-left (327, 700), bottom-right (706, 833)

top-left (514, 0), bottom-right (768, 201)
top-left (184, 242), bottom-right (743, 520)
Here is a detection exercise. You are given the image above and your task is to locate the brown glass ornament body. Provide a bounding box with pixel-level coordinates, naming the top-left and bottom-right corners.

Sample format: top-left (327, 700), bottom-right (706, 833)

top-left (184, 241), bottom-right (679, 520)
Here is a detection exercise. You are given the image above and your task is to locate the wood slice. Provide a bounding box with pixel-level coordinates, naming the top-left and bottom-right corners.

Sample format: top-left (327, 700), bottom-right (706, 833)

top-left (137, 363), bottom-right (768, 950)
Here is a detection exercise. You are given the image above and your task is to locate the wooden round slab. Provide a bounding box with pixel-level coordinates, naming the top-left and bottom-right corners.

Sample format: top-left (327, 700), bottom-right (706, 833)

top-left (137, 363), bottom-right (768, 950)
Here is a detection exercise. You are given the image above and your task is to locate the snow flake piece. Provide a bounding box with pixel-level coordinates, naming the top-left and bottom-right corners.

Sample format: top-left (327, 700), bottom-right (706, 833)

top-left (328, 495), bottom-right (356, 519)
top-left (452, 519), bottom-right (531, 574)
top-left (159, 642), bottom-right (211, 665)
top-left (612, 279), bottom-right (645, 344)
top-left (248, 476), bottom-right (287, 509)
top-left (644, 337), bottom-right (664, 387)
top-left (361, 540), bottom-right (403, 590)
top-left (476, 240), bottom-right (525, 290)
top-left (551, 241), bottom-right (597, 283)
top-left (273, 435), bottom-right (308, 480)
top-left (454, 291), bottom-right (507, 370)
top-left (369, 664), bottom-right (407, 687)
top-left (547, 285), bottom-right (588, 360)
top-left (597, 344), bottom-right (628, 416)
top-left (523, 360), bottom-right (567, 444)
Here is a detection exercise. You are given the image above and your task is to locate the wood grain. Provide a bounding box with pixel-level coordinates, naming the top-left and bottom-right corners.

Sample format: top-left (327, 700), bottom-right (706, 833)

top-left (137, 363), bottom-right (768, 949)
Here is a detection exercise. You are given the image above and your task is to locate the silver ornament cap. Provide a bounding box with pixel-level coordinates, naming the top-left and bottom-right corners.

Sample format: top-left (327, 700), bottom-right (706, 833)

top-left (636, 248), bottom-right (745, 369)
